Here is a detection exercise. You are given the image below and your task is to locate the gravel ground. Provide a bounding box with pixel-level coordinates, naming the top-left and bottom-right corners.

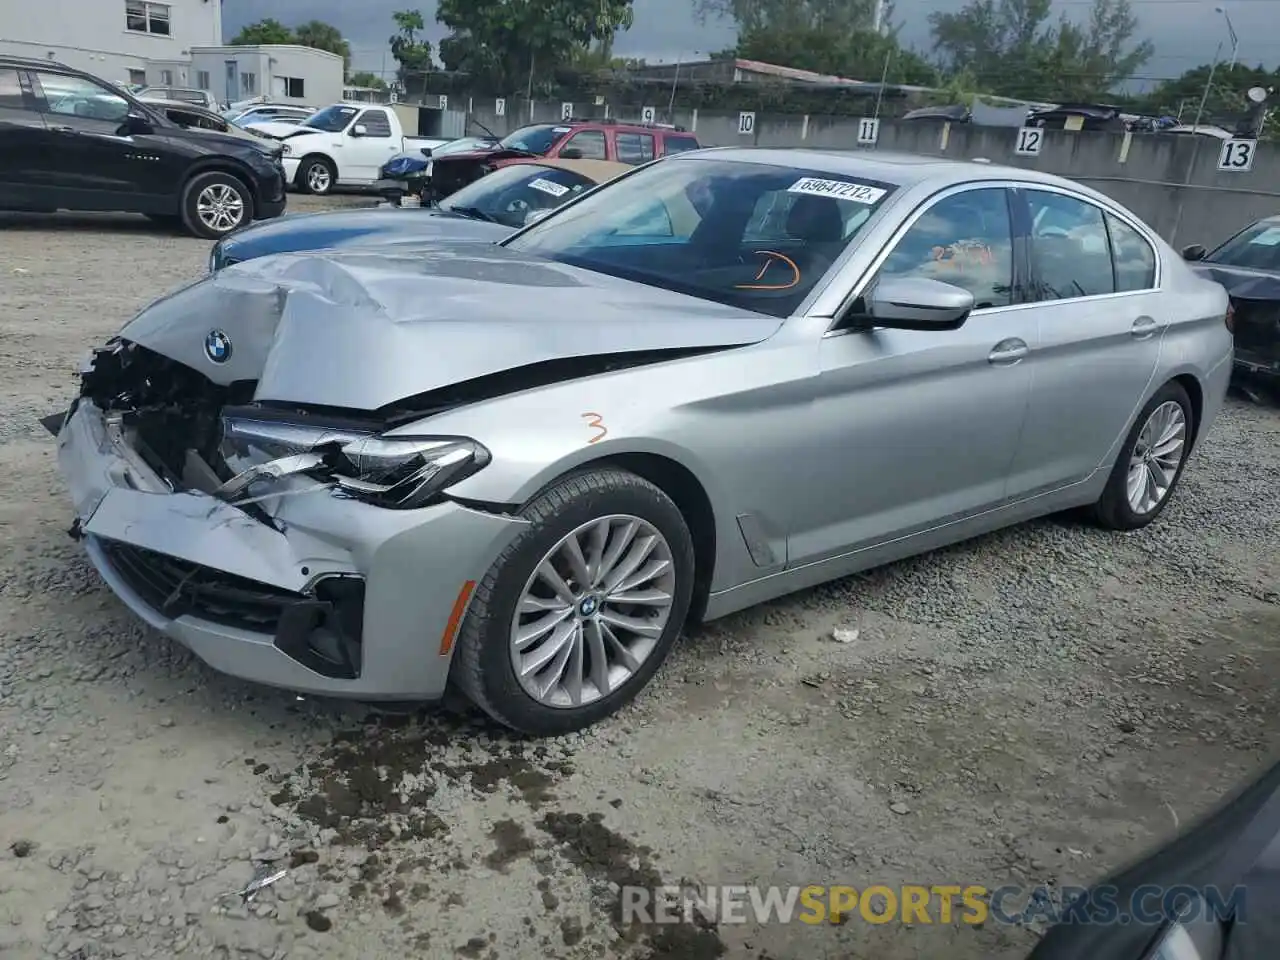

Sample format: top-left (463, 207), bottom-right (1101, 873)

top-left (2, 197), bottom-right (1279, 960)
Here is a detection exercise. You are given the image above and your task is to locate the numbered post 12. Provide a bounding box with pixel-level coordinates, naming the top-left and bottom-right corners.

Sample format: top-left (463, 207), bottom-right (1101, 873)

top-left (856, 117), bottom-right (880, 146)
top-left (738, 111), bottom-right (756, 136)
top-left (1218, 139), bottom-right (1257, 173)
top-left (1014, 127), bottom-right (1043, 157)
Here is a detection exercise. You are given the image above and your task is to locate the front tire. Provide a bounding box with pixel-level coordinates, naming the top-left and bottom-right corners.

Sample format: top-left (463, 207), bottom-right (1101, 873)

top-left (452, 468), bottom-right (695, 736)
top-left (180, 172), bottom-right (253, 240)
top-left (298, 156), bottom-right (336, 196)
top-left (1090, 380), bottom-right (1194, 530)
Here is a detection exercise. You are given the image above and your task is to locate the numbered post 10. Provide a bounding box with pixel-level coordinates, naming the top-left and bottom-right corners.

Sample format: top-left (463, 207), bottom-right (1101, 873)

top-left (1218, 139), bottom-right (1257, 173)
top-left (1014, 127), bottom-right (1043, 157)
top-left (738, 111), bottom-right (756, 136)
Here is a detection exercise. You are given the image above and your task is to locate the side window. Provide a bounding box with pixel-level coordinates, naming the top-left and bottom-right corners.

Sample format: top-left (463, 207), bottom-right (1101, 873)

top-left (357, 109), bottom-right (392, 137)
top-left (663, 136), bottom-right (700, 155)
top-left (0, 69), bottom-right (23, 110)
top-left (616, 132), bottom-right (655, 165)
top-left (1106, 214), bottom-right (1156, 292)
top-left (35, 73), bottom-right (129, 123)
top-left (878, 188), bottom-right (1014, 309)
top-left (561, 130), bottom-right (607, 160)
top-left (1027, 190), bottom-right (1115, 300)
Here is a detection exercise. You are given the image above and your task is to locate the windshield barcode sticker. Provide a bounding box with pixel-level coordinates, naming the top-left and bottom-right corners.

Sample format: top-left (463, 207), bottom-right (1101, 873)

top-left (787, 178), bottom-right (887, 205)
top-left (529, 178), bottom-right (570, 197)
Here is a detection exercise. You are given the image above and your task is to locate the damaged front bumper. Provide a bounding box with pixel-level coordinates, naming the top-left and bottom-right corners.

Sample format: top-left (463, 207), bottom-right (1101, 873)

top-left (55, 397), bottom-right (527, 700)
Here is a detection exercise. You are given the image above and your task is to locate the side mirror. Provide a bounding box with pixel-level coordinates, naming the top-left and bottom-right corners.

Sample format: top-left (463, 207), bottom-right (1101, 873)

top-left (350, 124), bottom-right (368, 137)
top-left (123, 111), bottom-right (153, 135)
top-left (1182, 243), bottom-right (1208, 262)
top-left (558, 147), bottom-right (584, 159)
top-left (420, 146), bottom-right (432, 157)
top-left (855, 277), bottom-right (975, 331)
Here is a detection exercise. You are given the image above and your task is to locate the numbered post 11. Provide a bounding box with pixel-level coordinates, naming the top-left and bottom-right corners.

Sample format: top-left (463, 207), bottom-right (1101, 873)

top-left (1218, 139), bottom-right (1257, 173)
top-left (738, 111), bottom-right (756, 136)
top-left (1014, 127), bottom-right (1043, 157)
top-left (856, 117), bottom-right (880, 147)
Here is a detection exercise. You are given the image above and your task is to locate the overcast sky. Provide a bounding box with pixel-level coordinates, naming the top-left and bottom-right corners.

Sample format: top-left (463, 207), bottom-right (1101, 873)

top-left (220, 0), bottom-right (1279, 86)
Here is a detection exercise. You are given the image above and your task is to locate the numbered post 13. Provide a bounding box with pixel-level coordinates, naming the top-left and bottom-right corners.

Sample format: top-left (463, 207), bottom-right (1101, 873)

top-left (1218, 139), bottom-right (1257, 173)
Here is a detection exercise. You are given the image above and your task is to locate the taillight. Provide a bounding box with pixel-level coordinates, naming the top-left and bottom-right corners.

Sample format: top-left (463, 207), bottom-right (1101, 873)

top-left (1225, 302), bottom-right (1236, 332)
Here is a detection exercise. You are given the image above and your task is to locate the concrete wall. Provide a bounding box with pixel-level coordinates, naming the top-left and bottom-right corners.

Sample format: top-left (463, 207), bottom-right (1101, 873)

top-left (0, 0), bottom-right (221, 85)
top-left (455, 98), bottom-right (1280, 250)
top-left (189, 45), bottom-right (343, 107)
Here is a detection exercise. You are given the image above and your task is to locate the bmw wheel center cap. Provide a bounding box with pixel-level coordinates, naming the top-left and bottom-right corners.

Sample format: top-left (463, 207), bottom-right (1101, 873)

top-left (204, 329), bottom-right (232, 364)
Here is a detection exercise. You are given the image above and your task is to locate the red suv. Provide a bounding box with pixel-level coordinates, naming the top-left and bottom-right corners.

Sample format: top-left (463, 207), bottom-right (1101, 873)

top-left (427, 118), bottom-right (700, 199)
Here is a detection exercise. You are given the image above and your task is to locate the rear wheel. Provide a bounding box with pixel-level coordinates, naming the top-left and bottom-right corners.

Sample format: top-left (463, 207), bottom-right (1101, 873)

top-left (179, 172), bottom-right (253, 240)
top-left (298, 156), bottom-right (336, 196)
top-left (1090, 380), bottom-right (1194, 530)
top-left (452, 468), bottom-right (695, 736)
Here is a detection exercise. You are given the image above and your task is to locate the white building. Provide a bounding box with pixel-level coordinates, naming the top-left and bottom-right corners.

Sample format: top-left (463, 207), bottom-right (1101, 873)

top-left (189, 45), bottom-right (344, 108)
top-left (0, 0), bottom-right (221, 87)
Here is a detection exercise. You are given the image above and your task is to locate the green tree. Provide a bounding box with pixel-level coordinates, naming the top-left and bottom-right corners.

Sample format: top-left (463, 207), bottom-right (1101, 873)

top-left (1138, 64), bottom-right (1279, 133)
top-left (436, 0), bottom-right (635, 94)
top-left (294, 20), bottom-right (352, 74)
top-left (928, 0), bottom-right (1153, 102)
top-left (390, 9), bottom-right (435, 88)
top-left (349, 71), bottom-right (388, 90)
top-left (229, 18), bottom-right (295, 46)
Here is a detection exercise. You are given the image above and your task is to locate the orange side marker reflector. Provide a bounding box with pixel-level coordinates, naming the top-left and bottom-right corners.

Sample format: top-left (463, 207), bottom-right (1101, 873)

top-left (439, 580), bottom-right (476, 656)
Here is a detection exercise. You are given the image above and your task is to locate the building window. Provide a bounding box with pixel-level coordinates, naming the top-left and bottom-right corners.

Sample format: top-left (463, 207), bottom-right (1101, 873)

top-left (127, 68), bottom-right (146, 85)
top-left (126, 2), bottom-right (171, 36)
top-left (284, 77), bottom-right (305, 98)
top-left (159, 69), bottom-right (173, 85)
top-left (241, 72), bottom-right (256, 95)
top-left (196, 70), bottom-right (210, 90)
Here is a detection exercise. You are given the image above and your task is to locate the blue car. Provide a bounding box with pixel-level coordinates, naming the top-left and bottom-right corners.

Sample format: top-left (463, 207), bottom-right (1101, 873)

top-left (208, 158), bottom-right (631, 271)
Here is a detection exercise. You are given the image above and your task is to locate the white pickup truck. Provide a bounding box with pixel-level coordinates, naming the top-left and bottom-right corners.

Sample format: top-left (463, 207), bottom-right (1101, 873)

top-left (247, 103), bottom-right (448, 195)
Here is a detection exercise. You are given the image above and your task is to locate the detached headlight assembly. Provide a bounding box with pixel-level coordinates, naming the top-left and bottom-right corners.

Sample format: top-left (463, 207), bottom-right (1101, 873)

top-left (219, 416), bottom-right (489, 510)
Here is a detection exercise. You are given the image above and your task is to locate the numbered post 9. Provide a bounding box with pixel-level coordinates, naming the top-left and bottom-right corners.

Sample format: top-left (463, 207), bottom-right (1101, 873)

top-left (561, 102), bottom-right (574, 121)
top-left (1218, 138), bottom-right (1257, 172)
top-left (856, 117), bottom-right (880, 146)
top-left (438, 94), bottom-right (449, 112)
top-left (738, 111), bottom-right (756, 136)
top-left (641, 105), bottom-right (656, 124)
top-left (494, 97), bottom-right (506, 117)
top-left (1014, 126), bottom-right (1043, 157)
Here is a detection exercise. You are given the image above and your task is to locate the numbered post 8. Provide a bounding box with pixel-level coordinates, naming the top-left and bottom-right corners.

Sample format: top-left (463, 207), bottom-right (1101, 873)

top-left (1014, 126), bottom-right (1043, 157)
top-left (738, 111), bottom-right (756, 136)
top-left (1218, 139), bottom-right (1257, 173)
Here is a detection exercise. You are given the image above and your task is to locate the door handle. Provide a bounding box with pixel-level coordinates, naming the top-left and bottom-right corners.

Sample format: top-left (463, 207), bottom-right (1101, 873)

top-left (1131, 316), bottom-right (1159, 340)
top-left (988, 338), bottom-right (1029, 365)
top-left (47, 125), bottom-right (79, 134)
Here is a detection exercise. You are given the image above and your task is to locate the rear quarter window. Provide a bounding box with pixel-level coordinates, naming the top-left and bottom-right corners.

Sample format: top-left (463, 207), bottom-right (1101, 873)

top-left (662, 135), bottom-right (700, 155)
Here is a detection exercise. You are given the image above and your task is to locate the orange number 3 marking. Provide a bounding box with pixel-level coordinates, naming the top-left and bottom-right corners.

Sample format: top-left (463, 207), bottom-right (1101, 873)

top-left (581, 412), bottom-right (608, 444)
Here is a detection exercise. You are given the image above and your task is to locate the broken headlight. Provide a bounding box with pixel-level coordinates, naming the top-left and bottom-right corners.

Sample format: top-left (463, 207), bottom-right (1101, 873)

top-left (220, 416), bottom-right (489, 509)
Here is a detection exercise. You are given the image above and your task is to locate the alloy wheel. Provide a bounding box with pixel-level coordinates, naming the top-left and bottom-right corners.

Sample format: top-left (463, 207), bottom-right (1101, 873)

top-left (509, 515), bottom-right (677, 709)
top-left (195, 184), bottom-right (245, 233)
top-left (1126, 400), bottom-right (1187, 515)
top-left (307, 164), bottom-right (331, 193)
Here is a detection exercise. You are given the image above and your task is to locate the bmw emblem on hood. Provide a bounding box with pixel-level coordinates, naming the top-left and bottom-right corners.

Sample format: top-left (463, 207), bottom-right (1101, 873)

top-left (204, 329), bottom-right (232, 364)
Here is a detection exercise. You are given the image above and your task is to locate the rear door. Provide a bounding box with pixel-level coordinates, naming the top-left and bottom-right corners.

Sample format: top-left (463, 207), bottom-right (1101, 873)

top-left (0, 67), bottom-right (49, 206)
top-left (346, 107), bottom-right (399, 182)
top-left (1003, 187), bottom-right (1164, 498)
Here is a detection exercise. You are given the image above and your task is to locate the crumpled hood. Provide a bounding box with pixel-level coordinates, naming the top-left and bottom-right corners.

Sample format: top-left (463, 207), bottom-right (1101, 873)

top-left (119, 244), bottom-right (782, 412)
top-left (1194, 262), bottom-right (1280, 301)
top-left (216, 207), bottom-right (510, 266)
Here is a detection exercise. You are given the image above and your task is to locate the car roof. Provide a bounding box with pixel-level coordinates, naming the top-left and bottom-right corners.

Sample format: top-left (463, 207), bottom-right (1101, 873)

top-left (672, 146), bottom-right (1110, 195)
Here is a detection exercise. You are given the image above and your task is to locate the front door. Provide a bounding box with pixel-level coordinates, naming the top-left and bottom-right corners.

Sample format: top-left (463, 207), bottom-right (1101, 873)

top-left (345, 107), bottom-right (399, 182)
top-left (790, 186), bottom-right (1037, 564)
top-left (28, 71), bottom-right (150, 208)
top-left (1003, 188), bottom-right (1164, 498)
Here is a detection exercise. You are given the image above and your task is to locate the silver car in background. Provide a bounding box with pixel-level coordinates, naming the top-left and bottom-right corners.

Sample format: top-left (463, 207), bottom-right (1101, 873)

top-left (49, 148), bottom-right (1232, 735)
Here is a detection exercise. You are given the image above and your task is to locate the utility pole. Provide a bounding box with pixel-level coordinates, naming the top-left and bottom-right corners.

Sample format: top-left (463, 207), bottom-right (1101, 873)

top-left (1191, 41), bottom-right (1222, 133)
top-left (873, 0), bottom-right (887, 35)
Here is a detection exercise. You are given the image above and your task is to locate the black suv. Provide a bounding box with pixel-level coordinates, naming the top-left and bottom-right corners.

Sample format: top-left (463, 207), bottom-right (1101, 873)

top-left (0, 57), bottom-right (286, 238)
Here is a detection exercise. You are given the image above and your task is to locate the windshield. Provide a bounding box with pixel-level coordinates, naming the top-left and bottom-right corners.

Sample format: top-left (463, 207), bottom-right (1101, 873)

top-left (435, 136), bottom-right (496, 156)
top-left (303, 105), bottom-right (359, 133)
top-left (442, 164), bottom-right (598, 228)
top-left (1208, 222), bottom-right (1280, 270)
top-left (498, 124), bottom-right (570, 155)
top-left (505, 157), bottom-right (895, 317)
